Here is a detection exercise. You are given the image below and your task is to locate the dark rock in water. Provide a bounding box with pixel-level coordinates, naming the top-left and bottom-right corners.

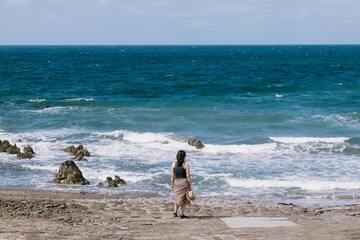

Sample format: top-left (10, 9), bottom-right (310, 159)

top-left (114, 175), bottom-right (126, 185)
top-left (103, 175), bottom-right (126, 187)
top-left (75, 149), bottom-right (90, 157)
top-left (0, 139), bottom-right (34, 158)
top-left (17, 145), bottom-right (35, 159)
top-left (6, 144), bottom-right (21, 154)
top-left (187, 138), bottom-right (205, 149)
top-left (64, 145), bottom-right (91, 160)
top-left (64, 145), bottom-right (76, 154)
top-left (73, 153), bottom-right (87, 161)
top-left (24, 145), bottom-right (34, 153)
top-left (0, 140), bottom-right (11, 152)
top-left (17, 152), bottom-right (33, 159)
top-left (53, 160), bottom-right (89, 185)
top-left (278, 202), bottom-right (296, 207)
top-left (106, 177), bottom-right (118, 187)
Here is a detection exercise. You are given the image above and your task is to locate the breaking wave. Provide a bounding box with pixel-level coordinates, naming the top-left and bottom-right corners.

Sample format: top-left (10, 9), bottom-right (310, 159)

top-left (2, 128), bottom-right (360, 157)
top-left (270, 137), bottom-right (349, 144)
top-left (63, 98), bottom-right (94, 102)
top-left (29, 99), bottom-right (46, 103)
top-left (226, 178), bottom-right (360, 191)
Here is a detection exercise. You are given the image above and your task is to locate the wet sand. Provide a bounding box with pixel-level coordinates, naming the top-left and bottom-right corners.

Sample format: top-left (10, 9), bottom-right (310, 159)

top-left (1, 189), bottom-right (360, 239)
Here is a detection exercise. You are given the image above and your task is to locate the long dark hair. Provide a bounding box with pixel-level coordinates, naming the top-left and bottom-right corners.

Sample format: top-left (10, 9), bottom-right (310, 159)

top-left (176, 150), bottom-right (186, 167)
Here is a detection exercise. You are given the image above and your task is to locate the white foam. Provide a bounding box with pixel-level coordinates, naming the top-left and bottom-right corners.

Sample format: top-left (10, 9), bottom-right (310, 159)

top-left (203, 143), bottom-right (276, 154)
top-left (270, 137), bottom-right (349, 144)
top-left (226, 178), bottom-right (360, 191)
top-left (83, 167), bottom-right (155, 183)
top-left (91, 141), bottom-right (138, 157)
top-left (0, 128), bottom-right (82, 161)
top-left (275, 94), bottom-right (283, 98)
top-left (1, 127), bottom-right (360, 199)
top-left (63, 98), bottom-right (94, 102)
top-left (91, 130), bottom-right (189, 156)
top-left (42, 106), bottom-right (83, 113)
top-left (29, 99), bottom-right (46, 103)
top-left (0, 129), bottom-right (353, 160)
top-left (312, 113), bottom-right (360, 130)
top-left (21, 164), bottom-right (58, 172)
top-left (124, 131), bottom-right (172, 143)
top-left (93, 130), bottom-right (277, 155)
top-left (0, 128), bottom-right (81, 142)
top-left (93, 130), bottom-right (173, 143)
top-left (21, 106), bottom-right (83, 114)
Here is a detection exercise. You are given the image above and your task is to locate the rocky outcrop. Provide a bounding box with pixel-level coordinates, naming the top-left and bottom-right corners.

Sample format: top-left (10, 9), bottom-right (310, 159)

top-left (0, 139), bottom-right (36, 159)
top-left (17, 146), bottom-right (35, 159)
top-left (64, 145), bottom-right (90, 161)
top-left (6, 144), bottom-right (21, 154)
top-left (187, 138), bottom-right (205, 149)
top-left (98, 175), bottom-right (126, 187)
top-left (0, 140), bottom-right (10, 152)
top-left (114, 175), bottom-right (126, 185)
top-left (53, 160), bottom-right (89, 185)
top-left (106, 177), bottom-right (118, 187)
top-left (0, 140), bottom-right (20, 154)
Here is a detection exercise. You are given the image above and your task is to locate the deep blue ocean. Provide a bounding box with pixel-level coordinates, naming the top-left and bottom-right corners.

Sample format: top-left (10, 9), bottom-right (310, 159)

top-left (1, 45), bottom-right (360, 205)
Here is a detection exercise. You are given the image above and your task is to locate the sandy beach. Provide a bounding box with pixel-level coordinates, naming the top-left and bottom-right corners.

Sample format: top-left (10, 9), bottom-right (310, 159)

top-left (1, 189), bottom-right (360, 239)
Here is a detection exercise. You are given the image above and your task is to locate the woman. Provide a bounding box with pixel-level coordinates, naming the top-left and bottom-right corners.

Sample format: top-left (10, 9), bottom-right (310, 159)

top-left (170, 150), bottom-right (192, 218)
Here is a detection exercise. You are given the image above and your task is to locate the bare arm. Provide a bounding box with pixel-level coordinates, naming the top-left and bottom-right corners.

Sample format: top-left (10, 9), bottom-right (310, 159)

top-left (170, 162), bottom-right (175, 189)
top-left (185, 162), bottom-right (192, 190)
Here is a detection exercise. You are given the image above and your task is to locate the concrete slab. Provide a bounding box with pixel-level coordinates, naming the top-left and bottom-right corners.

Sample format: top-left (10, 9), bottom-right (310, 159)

top-left (221, 217), bottom-right (296, 228)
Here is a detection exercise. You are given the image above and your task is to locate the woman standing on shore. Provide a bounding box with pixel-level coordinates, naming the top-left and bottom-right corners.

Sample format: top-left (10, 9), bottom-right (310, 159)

top-left (171, 150), bottom-right (192, 218)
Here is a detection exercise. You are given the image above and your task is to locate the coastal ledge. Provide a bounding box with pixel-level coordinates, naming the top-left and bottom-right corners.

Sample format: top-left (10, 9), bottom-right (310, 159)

top-left (1, 189), bottom-right (360, 239)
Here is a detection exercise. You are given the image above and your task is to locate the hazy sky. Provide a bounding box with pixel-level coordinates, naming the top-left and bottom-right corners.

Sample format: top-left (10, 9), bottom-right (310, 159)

top-left (0, 0), bottom-right (359, 45)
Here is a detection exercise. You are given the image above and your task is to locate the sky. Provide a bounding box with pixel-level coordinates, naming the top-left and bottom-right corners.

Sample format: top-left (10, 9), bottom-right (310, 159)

top-left (0, 0), bottom-right (359, 45)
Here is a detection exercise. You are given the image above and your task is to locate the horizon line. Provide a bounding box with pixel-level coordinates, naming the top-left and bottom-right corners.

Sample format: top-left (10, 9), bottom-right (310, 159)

top-left (1, 43), bottom-right (360, 47)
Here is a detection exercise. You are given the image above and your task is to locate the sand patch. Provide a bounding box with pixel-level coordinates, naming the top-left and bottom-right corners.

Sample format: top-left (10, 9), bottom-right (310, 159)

top-left (221, 217), bottom-right (296, 228)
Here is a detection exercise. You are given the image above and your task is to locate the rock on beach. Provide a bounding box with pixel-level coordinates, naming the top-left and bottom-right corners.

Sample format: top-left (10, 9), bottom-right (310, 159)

top-left (53, 160), bottom-right (89, 185)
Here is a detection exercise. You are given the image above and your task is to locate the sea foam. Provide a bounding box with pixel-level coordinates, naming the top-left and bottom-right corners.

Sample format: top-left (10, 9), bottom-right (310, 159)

top-left (21, 164), bottom-right (59, 172)
top-left (63, 98), bottom-right (94, 102)
top-left (29, 99), bottom-right (46, 103)
top-left (202, 143), bottom-right (276, 154)
top-left (2, 127), bottom-right (360, 200)
top-left (226, 178), bottom-right (360, 191)
top-left (92, 130), bottom-right (277, 155)
top-left (270, 137), bottom-right (349, 144)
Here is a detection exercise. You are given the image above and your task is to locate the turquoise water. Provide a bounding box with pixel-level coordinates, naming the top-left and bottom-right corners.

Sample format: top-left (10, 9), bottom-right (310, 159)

top-left (1, 45), bottom-right (360, 204)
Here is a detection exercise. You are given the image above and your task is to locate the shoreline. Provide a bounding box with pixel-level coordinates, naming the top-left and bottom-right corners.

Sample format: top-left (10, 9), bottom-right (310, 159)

top-left (1, 189), bottom-right (360, 239)
top-left (2, 186), bottom-right (360, 207)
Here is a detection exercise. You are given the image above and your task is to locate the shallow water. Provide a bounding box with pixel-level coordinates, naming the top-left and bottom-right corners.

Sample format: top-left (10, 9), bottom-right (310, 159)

top-left (1, 45), bottom-right (360, 204)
